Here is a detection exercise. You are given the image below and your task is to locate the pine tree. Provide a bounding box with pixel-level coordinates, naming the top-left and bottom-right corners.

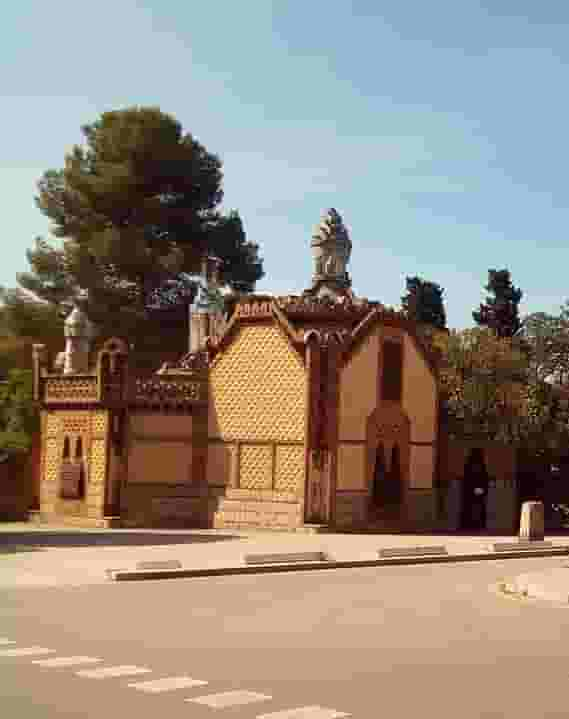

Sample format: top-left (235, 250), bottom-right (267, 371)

top-left (473, 269), bottom-right (522, 338)
top-left (16, 107), bottom-right (264, 364)
top-left (401, 276), bottom-right (446, 329)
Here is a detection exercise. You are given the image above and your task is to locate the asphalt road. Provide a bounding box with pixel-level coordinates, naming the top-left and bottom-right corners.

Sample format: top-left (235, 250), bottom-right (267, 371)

top-left (2, 557), bottom-right (569, 719)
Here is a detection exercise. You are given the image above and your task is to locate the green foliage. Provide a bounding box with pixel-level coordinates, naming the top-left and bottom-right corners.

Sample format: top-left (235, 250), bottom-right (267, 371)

top-left (18, 106), bottom-right (263, 360)
top-left (436, 323), bottom-right (569, 447)
top-left (435, 327), bottom-right (530, 440)
top-left (519, 309), bottom-right (569, 385)
top-left (473, 269), bottom-right (522, 338)
top-left (0, 287), bottom-right (64, 342)
top-left (0, 369), bottom-right (38, 452)
top-left (401, 276), bottom-right (446, 329)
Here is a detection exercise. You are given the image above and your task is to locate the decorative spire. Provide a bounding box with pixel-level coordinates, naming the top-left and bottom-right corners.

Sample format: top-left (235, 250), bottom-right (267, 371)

top-left (63, 289), bottom-right (95, 374)
top-left (310, 208), bottom-right (352, 294)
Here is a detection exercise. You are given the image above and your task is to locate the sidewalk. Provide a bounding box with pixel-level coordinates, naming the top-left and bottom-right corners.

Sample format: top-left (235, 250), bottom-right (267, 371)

top-left (1, 524), bottom-right (569, 588)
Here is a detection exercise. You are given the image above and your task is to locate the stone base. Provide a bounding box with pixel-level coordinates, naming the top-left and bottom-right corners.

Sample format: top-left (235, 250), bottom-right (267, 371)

top-left (32, 513), bottom-right (120, 529)
top-left (334, 492), bottom-right (369, 528)
top-left (213, 496), bottom-right (302, 531)
top-left (404, 489), bottom-right (437, 531)
top-left (295, 524), bottom-right (331, 534)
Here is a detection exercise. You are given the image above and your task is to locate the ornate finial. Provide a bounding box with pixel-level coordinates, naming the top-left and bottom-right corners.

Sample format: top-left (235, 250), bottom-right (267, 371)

top-left (310, 208), bottom-right (352, 290)
top-left (312, 209), bottom-right (350, 249)
top-left (63, 289), bottom-right (95, 374)
top-left (64, 289), bottom-right (94, 339)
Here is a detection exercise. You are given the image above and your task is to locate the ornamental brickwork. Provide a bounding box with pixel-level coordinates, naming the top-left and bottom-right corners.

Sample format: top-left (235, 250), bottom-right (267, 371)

top-left (209, 325), bottom-right (306, 442)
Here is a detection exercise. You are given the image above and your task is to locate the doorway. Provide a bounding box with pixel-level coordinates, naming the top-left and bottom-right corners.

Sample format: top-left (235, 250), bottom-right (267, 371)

top-left (460, 448), bottom-right (489, 531)
top-left (371, 443), bottom-right (403, 519)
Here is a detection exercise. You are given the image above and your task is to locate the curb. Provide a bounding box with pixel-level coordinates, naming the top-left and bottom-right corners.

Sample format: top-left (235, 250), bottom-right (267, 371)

top-left (107, 546), bottom-right (569, 582)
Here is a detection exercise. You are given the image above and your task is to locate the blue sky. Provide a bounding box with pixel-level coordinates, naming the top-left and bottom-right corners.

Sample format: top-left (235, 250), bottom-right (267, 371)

top-left (2, 1), bottom-right (568, 328)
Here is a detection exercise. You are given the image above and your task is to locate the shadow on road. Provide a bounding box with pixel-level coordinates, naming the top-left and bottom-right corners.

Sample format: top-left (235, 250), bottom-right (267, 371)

top-left (0, 544), bottom-right (44, 554)
top-left (0, 530), bottom-right (243, 549)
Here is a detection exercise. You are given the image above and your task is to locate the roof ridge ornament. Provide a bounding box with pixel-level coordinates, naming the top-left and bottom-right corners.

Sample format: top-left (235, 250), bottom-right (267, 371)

top-left (309, 208), bottom-right (352, 300)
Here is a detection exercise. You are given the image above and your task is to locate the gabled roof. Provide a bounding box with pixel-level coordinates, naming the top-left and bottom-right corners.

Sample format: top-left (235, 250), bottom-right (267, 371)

top-left (208, 294), bottom-right (439, 381)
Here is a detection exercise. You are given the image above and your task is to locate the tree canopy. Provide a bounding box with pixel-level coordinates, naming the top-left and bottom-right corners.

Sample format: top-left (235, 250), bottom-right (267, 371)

top-left (0, 369), bottom-right (37, 452)
top-left (518, 308), bottom-right (569, 386)
top-left (435, 326), bottom-right (569, 449)
top-left (16, 106), bottom-right (263, 364)
top-left (435, 327), bottom-right (529, 440)
top-left (401, 276), bottom-right (446, 329)
top-left (473, 269), bottom-right (522, 338)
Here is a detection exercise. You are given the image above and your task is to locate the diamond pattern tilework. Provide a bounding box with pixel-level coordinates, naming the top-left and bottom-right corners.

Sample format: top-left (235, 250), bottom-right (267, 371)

top-left (45, 414), bottom-right (60, 437)
top-left (44, 439), bottom-right (59, 482)
top-left (90, 411), bottom-right (108, 435)
top-left (89, 439), bottom-right (107, 484)
top-left (274, 445), bottom-right (305, 494)
top-left (209, 325), bottom-right (306, 442)
top-left (239, 444), bottom-right (273, 490)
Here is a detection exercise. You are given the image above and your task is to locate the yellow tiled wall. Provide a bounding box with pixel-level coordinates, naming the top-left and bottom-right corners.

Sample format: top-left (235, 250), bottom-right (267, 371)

top-left (209, 324), bottom-right (306, 443)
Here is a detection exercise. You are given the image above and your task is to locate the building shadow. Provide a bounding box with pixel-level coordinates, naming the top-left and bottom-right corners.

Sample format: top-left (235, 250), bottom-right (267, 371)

top-left (0, 530), bottom-right (242, 549)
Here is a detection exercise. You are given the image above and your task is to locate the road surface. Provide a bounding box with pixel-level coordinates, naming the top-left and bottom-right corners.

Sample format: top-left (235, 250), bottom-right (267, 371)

top-left (2, 557), bottom-right (569, 718)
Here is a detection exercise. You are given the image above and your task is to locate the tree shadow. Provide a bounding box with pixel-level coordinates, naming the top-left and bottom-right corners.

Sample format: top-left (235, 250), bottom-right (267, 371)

top-left (0, 530), bottom-right (243, 549)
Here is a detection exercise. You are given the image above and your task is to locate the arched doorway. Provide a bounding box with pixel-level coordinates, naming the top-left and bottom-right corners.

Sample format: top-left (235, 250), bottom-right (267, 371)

top-left (370, 444), bottom-right (386, 517)
top-left (370, 443), bottom-right (404, 519)
top-left (460, 448), bottom-right (489, 531)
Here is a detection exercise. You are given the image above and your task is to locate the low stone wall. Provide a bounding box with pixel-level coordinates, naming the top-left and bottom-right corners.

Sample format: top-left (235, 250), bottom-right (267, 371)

top-left (120, 483), bottom-right (212, 528)
top-left (213, 491), bottom-right (302, 531)
top-left (486, 479), bottom-right (518, 533)
top-left (0, 452), bottom-right (33, 521)
top-left (120, 483), bottom-right (303, 530)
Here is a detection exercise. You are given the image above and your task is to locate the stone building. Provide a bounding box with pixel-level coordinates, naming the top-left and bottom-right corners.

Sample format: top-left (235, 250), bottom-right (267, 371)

top-left (32, 209), bottom-right (519, 532)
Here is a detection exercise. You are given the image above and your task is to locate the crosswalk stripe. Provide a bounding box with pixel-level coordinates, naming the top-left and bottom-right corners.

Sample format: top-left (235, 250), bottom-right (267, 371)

top-left (187, 690), bottom-right (272, 708)
top-left (32, 656), bottom-right (102, 668)
top-left (0, 647), bottom-right (54, 657)
top-left (0, 639), bottom-right (15, 645)
top-left (76, 665), bottom-right (152, 679)
top-left (257, 707), bottom-right (351, 719)
top-left (127, 676), bottom-right (208, 693)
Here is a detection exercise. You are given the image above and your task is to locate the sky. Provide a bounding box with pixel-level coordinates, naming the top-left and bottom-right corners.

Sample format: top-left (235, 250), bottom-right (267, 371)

top-left (2, 1), bottom-right (568, 329)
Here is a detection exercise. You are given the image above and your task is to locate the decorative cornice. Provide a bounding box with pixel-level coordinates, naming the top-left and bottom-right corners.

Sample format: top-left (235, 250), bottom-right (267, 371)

top-left (132, 376), bottom-right (207, 409)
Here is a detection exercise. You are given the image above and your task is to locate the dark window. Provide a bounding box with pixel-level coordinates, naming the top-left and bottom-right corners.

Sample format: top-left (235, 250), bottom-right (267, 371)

top-left (62, 436), bottom-right (70, 459)
top-left (381, 340), bottom-right (403, 402)
top-left (75, 436), bottom-right (83, 459)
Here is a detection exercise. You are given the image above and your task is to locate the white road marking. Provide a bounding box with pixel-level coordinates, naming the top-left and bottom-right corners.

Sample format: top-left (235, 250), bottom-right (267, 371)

top-left (0, 639), bottom-right (15, 645)
top-left (32, 656), bottom-right (102, 668)
top-left (0, 647), bottom-right (54, 657)
top-left (257, 707), bottom-right (351, 719)
top-left (127, 676), bottom-right (208, 693)
top-left (76, 665), bottom-right (152, 679)
top-left (188, 690), bottom-right (272, 708)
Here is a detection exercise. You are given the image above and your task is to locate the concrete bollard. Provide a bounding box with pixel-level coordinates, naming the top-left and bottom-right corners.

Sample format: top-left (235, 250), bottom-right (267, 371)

top-left (519, 501), bottom-right (545, 542)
